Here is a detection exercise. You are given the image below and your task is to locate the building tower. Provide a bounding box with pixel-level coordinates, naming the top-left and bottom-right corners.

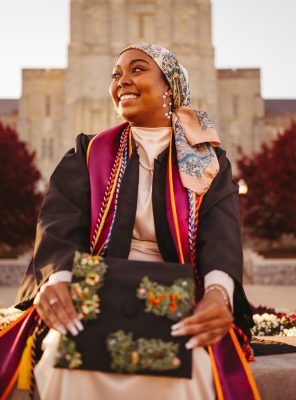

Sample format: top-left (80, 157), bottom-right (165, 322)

top-left (16, 0), bottom-right (267, 180)
top-left (63, 0), bottom-right (218, 146)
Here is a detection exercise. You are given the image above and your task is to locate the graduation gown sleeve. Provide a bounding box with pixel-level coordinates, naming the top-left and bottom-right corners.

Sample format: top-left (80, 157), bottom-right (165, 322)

top-left (15, 134), bottom-right (91, 309)
top-left (197, 148), bottom-right (253, 334)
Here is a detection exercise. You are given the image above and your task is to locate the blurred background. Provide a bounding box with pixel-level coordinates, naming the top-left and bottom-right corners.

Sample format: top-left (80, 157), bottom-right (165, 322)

top-left (0, 0), bottom-right (295, 314)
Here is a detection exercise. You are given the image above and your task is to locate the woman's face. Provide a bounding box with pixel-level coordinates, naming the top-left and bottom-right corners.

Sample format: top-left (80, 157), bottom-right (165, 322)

top-left (110, 49), bottom-right (172, 127)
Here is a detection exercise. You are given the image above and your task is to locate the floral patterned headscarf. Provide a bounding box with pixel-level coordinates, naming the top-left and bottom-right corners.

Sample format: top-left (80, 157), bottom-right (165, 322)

top-left (120, 43), bottom-right (221, 195)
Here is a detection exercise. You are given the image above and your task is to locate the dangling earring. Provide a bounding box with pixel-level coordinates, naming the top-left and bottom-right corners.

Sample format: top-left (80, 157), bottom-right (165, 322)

top-left (163, 92), bottom-right (172, 119)
top-left (163, 92), bottom-right (168, 108)
top-left (165, 102), bottom-right (172, 119)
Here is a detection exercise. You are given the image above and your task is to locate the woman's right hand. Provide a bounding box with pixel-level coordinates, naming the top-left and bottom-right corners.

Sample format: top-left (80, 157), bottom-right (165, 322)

top-left (34, 282), bottom-right (84, 336)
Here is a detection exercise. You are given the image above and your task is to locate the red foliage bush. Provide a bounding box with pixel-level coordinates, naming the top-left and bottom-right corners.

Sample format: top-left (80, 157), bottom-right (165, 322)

top-left (0, 122), bottom-right (42, 250)
top-left (236, 122), bottom-right (296, 240)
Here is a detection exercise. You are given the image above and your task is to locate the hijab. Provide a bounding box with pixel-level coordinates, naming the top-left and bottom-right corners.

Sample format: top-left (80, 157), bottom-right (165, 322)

top-left (119, 43), bottom-right (221, 195)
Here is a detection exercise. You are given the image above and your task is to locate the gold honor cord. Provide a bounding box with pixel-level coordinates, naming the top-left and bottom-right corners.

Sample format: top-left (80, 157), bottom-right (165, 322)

top-left (96, 129), bottom-right (133, 256)
top-left (87, 128), bottom-right (129, 254)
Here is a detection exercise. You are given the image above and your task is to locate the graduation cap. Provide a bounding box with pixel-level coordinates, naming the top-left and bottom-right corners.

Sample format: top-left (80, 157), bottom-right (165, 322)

top-left (54, 253), bottom-right (195, 378)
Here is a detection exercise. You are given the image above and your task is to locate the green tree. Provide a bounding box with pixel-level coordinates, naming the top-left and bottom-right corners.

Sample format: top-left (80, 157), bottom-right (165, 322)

top-left (0, 122), bottom-right (42, 253)
top-left (236, 122), bottom-right (296, 240)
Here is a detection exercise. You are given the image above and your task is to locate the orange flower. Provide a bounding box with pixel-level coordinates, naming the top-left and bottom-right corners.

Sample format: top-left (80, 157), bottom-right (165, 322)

top-left (149, 292), bottom-right (165, 307)
top-left (149, 291), bottom-right (155, 301)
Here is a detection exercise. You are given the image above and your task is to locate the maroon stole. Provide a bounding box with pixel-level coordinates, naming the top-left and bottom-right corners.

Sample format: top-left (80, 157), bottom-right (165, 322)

top-left (87, 124), bottom-right (260, 400)
top-left (0, 306), bottom-right (37, 399)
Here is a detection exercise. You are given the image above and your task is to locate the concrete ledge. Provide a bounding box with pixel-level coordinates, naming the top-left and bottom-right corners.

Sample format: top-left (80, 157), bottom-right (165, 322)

top-left (7, 351), bottom-right (296, 400)
top-left (244, 249), bottom-right (296, 285)
top-left (250, 353), bottom-right (296, 399)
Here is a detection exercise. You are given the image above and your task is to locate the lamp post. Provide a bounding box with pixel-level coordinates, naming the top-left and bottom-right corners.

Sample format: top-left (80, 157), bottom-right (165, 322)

top-left (238, 179), bottom-right (248, 195)
top-left (238, 179), bottom-right (248, 240)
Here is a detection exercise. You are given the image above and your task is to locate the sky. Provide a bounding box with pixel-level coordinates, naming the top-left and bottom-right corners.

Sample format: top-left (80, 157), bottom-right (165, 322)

top-left (0, 0), bottom-right (295, 99)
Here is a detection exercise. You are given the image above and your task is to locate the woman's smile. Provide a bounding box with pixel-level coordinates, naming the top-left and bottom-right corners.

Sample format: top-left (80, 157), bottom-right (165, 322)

top-left (118, 92), bottom-right (140, 107)
top-left (119, 94), bottom-right (139, 102)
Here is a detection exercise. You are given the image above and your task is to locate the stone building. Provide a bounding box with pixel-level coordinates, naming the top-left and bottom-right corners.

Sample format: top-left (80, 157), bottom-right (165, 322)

top-left (264, 99), bottom-right (296, 140)
top-left (0, 0), bottom-right (295, 180)
top-left (0, 100), bottom-right (19, 131)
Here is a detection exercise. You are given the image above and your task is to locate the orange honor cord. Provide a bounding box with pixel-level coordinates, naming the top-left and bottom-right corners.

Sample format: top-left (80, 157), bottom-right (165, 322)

top-left (168, 133), bottom-right (185, 265)
top-left (86, 135), bottom-right (96, 167)
top-left (197, 194), bottom-right (203, 210)
top-left (96, 239), bottom-right (107, 256)
top-left (208, 345), bottom-right (224, 400)
top-left (229, 328), bottom-right (261, 400)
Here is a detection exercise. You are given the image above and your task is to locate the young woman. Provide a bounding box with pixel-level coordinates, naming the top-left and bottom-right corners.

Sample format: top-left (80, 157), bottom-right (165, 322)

top-left (16, 43), bottom-right (258, 399)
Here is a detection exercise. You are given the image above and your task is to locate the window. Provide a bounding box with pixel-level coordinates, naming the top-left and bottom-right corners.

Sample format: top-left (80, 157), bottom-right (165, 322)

top-left (48, 138), bottom-right (53, 159)
top-left (45, 96), bottom-right (51, 116)
top-left (232, 95), bottom-right (239, 117)
top-left (136, 13), bottom-right (154, 41)
top-left (138, 14), bottom-right (145, 39)
top-left (41, 137), bottom-right (54, 160)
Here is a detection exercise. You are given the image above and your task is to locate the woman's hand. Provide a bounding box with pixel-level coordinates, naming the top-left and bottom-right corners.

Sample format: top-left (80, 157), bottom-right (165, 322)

top-left (34, 282), bottom-right (84, 336)
top-left (171, 288), bottom-right (233, 349)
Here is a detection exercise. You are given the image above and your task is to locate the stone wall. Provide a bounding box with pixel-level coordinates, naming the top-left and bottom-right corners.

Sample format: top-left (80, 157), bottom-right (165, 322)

top-left (217, 68), bottom-right (266, 173)
top-left (64, 0), bottom-right (218, 146)
top-left (0, 99), bottom-right (19, 130)
top-left (0, 111), bottom-right (18, 130)
top-left (1, 0), bottom-right (295, 183)
top-left (244, 249), bottom-right (296, 285)
top-left (0, 259), bottom-right (28, 286)
top-left (17, 69), bottom-right (65, 181)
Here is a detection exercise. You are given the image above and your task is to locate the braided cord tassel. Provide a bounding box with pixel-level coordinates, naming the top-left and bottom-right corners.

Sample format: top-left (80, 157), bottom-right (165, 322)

top-left (90, 126), bottom-right (130, 253)
top-left (101, 142), bottom-right (128, 255)
top-left (232, 324), bottom-right (255, 362)
top-left (188, 189), bottom-right (204, 301)
top-left (188, 190), bottom-right (198, 264)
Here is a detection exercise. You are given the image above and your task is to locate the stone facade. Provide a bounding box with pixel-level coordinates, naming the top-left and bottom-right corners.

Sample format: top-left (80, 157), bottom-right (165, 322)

top-left (63, 0), bottom-right (218, 147)
top-left (0, 100), bottom-right (19, 131)
top-left (17, 69), bottom-right (65, 181)
top-left (217, 68), bottom-right (266, 173)
top-left (0, 0), bottom-right (295, 180)
top-left (244, 249), bottom-right (296, 285)
top-left (264, 99), bottom-right (296, 141)
top-left (0, 259), bottom-right (27, 286)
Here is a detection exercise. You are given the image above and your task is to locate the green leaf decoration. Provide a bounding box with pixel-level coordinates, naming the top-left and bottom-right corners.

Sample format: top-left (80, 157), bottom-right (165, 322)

top-left (55, 335), bottom-right (82, 369)
top-left (70, 251), bottom-right (108, 321)
top-left (55, 252), bottom-right (108, 369)
top-left (137, 276), bottom-right (195, 321)
top-left (107, 330), bottom-right (181, 373)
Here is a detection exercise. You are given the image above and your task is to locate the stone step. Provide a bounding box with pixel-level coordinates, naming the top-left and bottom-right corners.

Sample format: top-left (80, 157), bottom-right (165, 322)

top-left (250, 353), bottom-right (296, 399)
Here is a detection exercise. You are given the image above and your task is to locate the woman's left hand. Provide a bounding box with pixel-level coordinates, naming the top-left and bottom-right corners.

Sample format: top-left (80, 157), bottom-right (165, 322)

top-left (171, 288), bottom-right (233, 349)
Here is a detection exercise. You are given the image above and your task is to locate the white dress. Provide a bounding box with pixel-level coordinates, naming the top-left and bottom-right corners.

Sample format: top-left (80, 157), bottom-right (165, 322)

top-left (35, 127), bottom-right (215, 400)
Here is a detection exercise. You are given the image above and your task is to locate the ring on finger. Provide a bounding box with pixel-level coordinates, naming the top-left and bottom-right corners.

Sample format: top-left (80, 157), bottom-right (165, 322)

top-left (49, 297), bottom-right (58, 306)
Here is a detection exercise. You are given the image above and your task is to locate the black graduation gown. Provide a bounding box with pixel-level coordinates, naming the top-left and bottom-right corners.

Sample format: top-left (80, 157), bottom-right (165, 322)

top-left (15, 134), bottom-right (253, 335)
